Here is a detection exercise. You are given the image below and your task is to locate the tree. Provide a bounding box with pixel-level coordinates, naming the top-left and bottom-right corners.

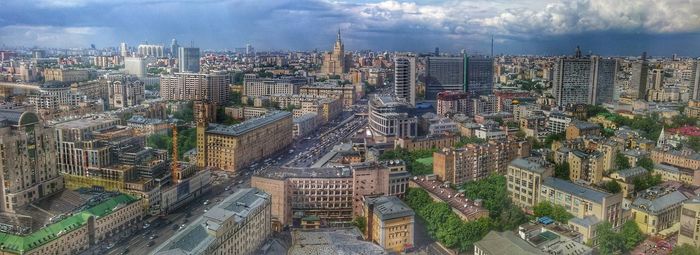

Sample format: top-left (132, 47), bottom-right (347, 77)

top-left (543, 133), bottom-right (565, 149)
top-left (620, 221), bottom-right (644, 250)
top-left (172, 101), bottom-right (194, 122)
top-left (638, 157), bottom-right (654, 171)
top-left (602, 180), bottom-right (622, 194)
top-left (455, 136), bottom-right (486, 147)
top-left (587, 105), bottom-right (610, 118)
top-left (351, 216), bottom-right (367, 233)
top-left (673, 244), bottom-right (700, 255)
top-left (689, 136), bottom-right (700, 153)
top-left (595, 221), bottom-right (627, 255)
top-left (554, 163), bottom-right (570, 180)
top-left (633, 173), bottom-right (662, 192)
top-left (615, 151), bottom-right (631, 171)
top-left (533, 201), bottom-right (573, 223)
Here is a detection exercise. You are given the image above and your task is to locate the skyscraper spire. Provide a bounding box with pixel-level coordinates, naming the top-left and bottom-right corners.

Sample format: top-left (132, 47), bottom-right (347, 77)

top-left (337, 28), bottom-right (341, 43)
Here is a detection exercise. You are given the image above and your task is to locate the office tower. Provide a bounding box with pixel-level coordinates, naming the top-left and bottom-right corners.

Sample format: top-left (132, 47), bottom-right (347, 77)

top-left (647, 68), bottom-right (665, 101)
top-left (170, 38), bottom-right (179, 58)
top-left (369, 96), bottom-right (417, 142)
top-left (124, 57), bottom-right (147, 78)
top-left (120, 42), bottom-right (128, 57)
top-left (425, 56), bottom-right (465, 100)
top-left (692, 61), bottom-right (700, 100)
top-left (0, 110), bottom-right (63, 213)
top-left (178, 47), bottom-right (200, 73)
top-left (394, 54), bottom-right (416, 106)
top-left (160, 72), bottom-right (230, 105)
top-left (246, 43), bottom-right (254, 55)
top-left (590, 56), bottom-right (617, 105)
top-left (553, 46), bottom-right (592, 106)
top-left (629, 52), bottom-right (649, 99)
top-left (137, 44), bottom-right (164, 57)
top-left (321, 30), bottom-right (347, 75)
top-left (465, 55), bottom-right (494, 97)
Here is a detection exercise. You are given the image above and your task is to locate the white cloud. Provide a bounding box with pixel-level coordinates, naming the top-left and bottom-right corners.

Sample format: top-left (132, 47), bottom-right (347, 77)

top-left (0, 25), bottom-right (112, 48)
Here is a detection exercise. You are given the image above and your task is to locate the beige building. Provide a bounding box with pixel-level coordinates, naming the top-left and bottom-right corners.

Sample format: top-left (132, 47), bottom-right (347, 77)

top-left (394, 135), bottom-right (459, 151)
top-left (242, 74), bottom-right (307, 97)
top-left (197, 111), bottom-right (293, 172)
top-left (433, 139), bottom-right (525, 184)
top-left (107, 80), bottom-right (145, 109)
top-left (363, 196), bottom-right (415, 253)
top-left (152, 188), bottom-right (271, 255)
top-left (0, 110), bottom-right (63, 213)
top-left (299, 82), bottom-right (355, 107)
top-left (321, 30), bottom-right (351, 75)
top-left (351, 161), bottom-right (410, 216)
top-left (0, 194), bottom-right (142, 255)
top-left (606, 167), bottom-right (648, 198)
top-left (507, 158), bottom-right (552, 213)
top-left (565, 120), bottom-right (601, 140)
top-left (568, 150), bottom-right (605, 184)
top-left (540, 177), bottom-right (623, 243)
top-left (43, 68), bottom-right (89, 83)
top-left (631, 186), bottom-right (688, 235)
top-left (160, 72), bottom-right (231, 105)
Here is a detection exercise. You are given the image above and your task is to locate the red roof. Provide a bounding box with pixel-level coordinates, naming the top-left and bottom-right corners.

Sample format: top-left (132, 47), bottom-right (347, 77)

top-left (668, 126), bottom-right (700, 137)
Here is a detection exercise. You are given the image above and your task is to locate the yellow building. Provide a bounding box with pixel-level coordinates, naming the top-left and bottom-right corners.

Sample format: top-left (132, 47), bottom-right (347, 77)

top-left (197, 111), bottom-right (293, 172)
top-left (565, 120), bottom-right (601, 140)
top-left (363, 196), bottom-right (415, 253)
top-left (587, 115), bottom-right (617, 129)
top-left (630, 187), bottom-right (688, 235)
top-left (507, 159), bottom-right (551, 213)
top-left (606, 167), bottom-right (648, 198)
top-left (678, 197), bottom-right (700, 248)
top-left (568, 150), bottom-right (605, 184)
top-left (43, 68), bottom-right (90, 83)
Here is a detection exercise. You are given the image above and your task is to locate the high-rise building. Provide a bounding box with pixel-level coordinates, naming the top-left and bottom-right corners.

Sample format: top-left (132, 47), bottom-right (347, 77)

top-left (553, 46), bottom-right (592, 106)
top-left (465, 55), bottom-right (494, 97)
top-left (120, 42), bottom-right (128, 57)
top-left (433, 139), bottom-right (528, 184)
top-left (425, 56), bottom-right (465, 100)
top-left (691, 61), bottom-right (700, 100)
top-left (394, 54), bottom-right (416, 106)
top-left (137, 44), bottom-right (164, 58)
top-left (170, 39), bottom-right (179, 58)
top-left (321, 30), bottom-right (348, 75)
top-left (160, 72), bottom-right (230, 105)
top-left (178, 47), bottom-right (200, 73)
top-left (0, 110), bottom-right (63, 213)
top-left (647, 68), bottom-right (665, 101)
top-left (590, 56), bottom-right (617, 105)
top-left (124, 57), bottom-right (147, 78)
top-left (246, 43), bottom-right (254, 55)
top-left (629, 52), bottom-right (649, 99)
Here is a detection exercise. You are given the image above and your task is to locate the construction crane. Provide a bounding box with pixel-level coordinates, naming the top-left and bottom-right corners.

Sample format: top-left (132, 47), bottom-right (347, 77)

top-left (171, 124), bottom-right (179, 183)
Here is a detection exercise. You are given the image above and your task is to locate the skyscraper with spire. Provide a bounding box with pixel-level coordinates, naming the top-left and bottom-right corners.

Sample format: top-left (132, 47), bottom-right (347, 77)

top-left (321, 29), bottom-right (350, 75)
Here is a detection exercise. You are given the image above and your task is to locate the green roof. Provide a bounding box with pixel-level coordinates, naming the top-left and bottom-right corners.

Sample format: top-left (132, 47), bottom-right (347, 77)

top-left (0, 194), bottom-right (138, 254)
top-left (416, 157), bottom-right (433, 165)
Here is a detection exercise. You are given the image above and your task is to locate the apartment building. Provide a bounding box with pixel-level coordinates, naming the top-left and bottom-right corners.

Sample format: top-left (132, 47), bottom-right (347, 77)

top-left (197, 111), bottom-right (293, 172)
top-left (243, 75), bottom-right (308, 97)
top-left (651, 148), bottom-right (700, 185)
top-left (152, 188), bottom-right (271, 255)
top-left (43, 68), bottom-right (90, 83)
top-left (436, 91), bottom-right (470, 117)
top-left (568, 150), bottom-right (605, 184)
top-left (507, 159), bottom-right (552, 213)
top-left (547, 112), bottom-right (573, 135)
top-left (433, 140), bottom-right (524, 184)
top-left (0, 110), bottom-right (63, 213)
top-left (539, 177), bottom-right (623, 243)
top-left (394, 135), bottom-right (459, 151)
top-left (107, 80), bottom-right (145, 109)
top-left (160, 72), bottom-right (231, 105)
top-left (299, 82), bottom-right (355, 107)
top-left (351, 161), bottom-right (410, 216)
top-left (565, 120), bottom-right (601, 140)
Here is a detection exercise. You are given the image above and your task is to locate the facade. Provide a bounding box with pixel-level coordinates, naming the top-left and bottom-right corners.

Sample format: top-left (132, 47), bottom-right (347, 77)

top-left (124, 57), bottom-right (147, 78)
top-left (54, 117), bottom-right (122, 176)
top-left (120, 42), bottom-right (128, 57)
top-left (299, 82), bottom-right (355, 107)
top-left (178, 47), bottom-right (201, 73)
top-left (425, 56), bottom-right (465, 100)
top-left (0, 110), bottom-right (62, 213)
top-left (43, 68), bottom-right (90, 83)
top-left (650, 148), bottom-right (700, 186)
top-left (465, 55), bottom-right (494, 97)
top-left (160, 72), bottom-right (230, 105)
top-left (547, 112), bottom-right (572, 134)
top-left (351, 161), bottom-right (410, 216)
top-left (137, 44), bottom-right (164, 57)
top-left (568, 150), bottom-right (605, 184)
top-left (363, 196), bottom-right (415, 253)
top-left (629, 53), bottom-right (649, 99)
top-left (197, 111), bottom-right (293, 172)
top-left (590, 57), bottom-right (617, 105)
top-left (152, 188), bottom-right (271, 255)
top-left (507, 159), bottom-right (552, 213)
top-left (394, 54), bottom-right (416, 106)
top-left (433, 140), bottom-right (522, 184)
top-left (692, 61), bottom-right (700, 100)
top-left (368, 96), bottom-right (417, 142)
top-left (394, 135), bottom-right (459, 151)
top-left (631, 187), bottom-right (688, 235)
top-left (0, 194), bottom-right (142, 255)
top-left (107, 80), bottom-right (145, 109)
top-left (321, 31), bottom-right (349, 75)
top-left (553, 48), bottom-right (592, 106)
top-left (243, 75), bottom-right (308, 97)
top-left (540, 177), bottom-right (623, 243)
top-left (565, 120), bottom-right (601, 140)
top-left (436, 91), bottom-right (470, 117)
top-left (292, 113), bottom-right (319, 138)
top-left (678, 196), bottom-right (700, 248)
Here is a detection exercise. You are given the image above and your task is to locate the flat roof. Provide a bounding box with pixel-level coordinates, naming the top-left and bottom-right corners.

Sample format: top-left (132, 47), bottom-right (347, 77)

top-left (475, 231), bottom-right (545, 255)
top-left (510, 158), bottom-right (547, 174)
top-left (365, 196), bottom-right (414, 221)
top-left (254, 166), bottom-right (352, 180)
top-left (54, 116), bottom-right (120, 129)
top-left (542, 177), bottom-right (610, 204)
top-left (206, 111), bottom-right (291, 136)
top-left (288, 228), bottom-right (384, 255)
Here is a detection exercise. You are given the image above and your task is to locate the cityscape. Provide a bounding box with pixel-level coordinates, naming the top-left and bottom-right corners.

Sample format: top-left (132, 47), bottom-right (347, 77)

top-left (1, 0), bottom-right (700, 255)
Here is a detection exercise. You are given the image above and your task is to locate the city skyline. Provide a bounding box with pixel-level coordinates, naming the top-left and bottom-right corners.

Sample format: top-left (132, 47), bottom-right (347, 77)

top-left (1, 0), bottom-right (700, 56)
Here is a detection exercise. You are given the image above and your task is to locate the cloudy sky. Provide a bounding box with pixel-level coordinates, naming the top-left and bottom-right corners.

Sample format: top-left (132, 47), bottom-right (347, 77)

top-left (1, 0), bottom-right (700, 56)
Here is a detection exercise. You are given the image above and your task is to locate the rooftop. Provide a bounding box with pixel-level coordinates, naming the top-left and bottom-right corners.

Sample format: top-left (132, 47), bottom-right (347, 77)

top-left (475, 231), bottom-right (545, 255)
top-left (365, 196), bottom-right (414, 221)
top-left (542, 177), bottom-right (611, 204)
top-left (612, 167), bottom-right (648, 180)
top-left (570, 120), bottom-right (599, 130)
top-left (254, 166), bottom-right (352, 180)
top-left (411, 176), bottom-right (489, 221)
top-left (288, 228), bottom-right (385, 255)
top-left (631, 188), bottom-right (688, 215)
top-left (206, 111), bottom-right (291, 137)
top-left (510, 158), bottom-right (547, 174)
top-left (53, 116), bottom-right (120, 129)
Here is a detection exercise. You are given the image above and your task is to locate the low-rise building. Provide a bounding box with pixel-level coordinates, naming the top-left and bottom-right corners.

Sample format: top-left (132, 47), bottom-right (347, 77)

top-left (152, 188), bottom-right (271, 255)
top-left (43, 68), bottom-right (90, 83)
top-left (507, 159), bottom-right (552, 213)
top-left (631, 186), bottom-right (689, 235)
top-left (394, 135), bottom-right (459, 151)
top-left (410, 176), bottom-right (489, 221)
top-left (363, 196), bottom-right (415, 253)
top-left (606, 167), bottom-right (648, 198)
top-left (565, 120), bottom-right (601, 140)
top-left (655, 163), bottom-right (695, 185)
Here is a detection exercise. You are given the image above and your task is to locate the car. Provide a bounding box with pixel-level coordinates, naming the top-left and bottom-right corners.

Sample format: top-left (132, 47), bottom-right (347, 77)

top-left (203, 200), bottom-right (210, 205)
top-left (147, 241), bottom-right (156, 247)
top-left (181, 224), bottom-right (186, 228)
top-left (149, 235), bottom-right (157, 240)
top-left (107, 243), bottom-right (115, 249)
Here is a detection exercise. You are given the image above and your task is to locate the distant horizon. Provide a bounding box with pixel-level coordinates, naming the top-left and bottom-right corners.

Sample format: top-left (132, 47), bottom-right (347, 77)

top-left (1, 0), bottom-right (700, 56)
